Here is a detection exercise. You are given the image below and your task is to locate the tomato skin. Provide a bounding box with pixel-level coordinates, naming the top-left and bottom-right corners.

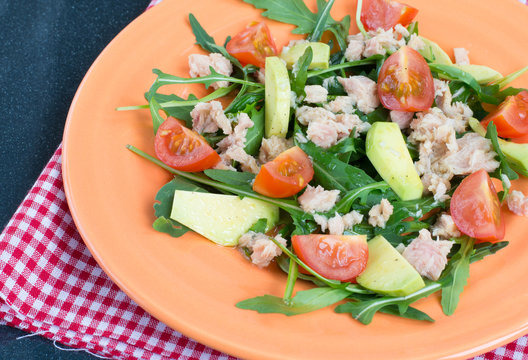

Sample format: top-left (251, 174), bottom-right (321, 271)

top-left (377, 46), bottom-right (434, 111)
top-left (226, 22), bottom-right (277, 68)
top-left (252, 146), bottom-right (314, 198)
top-left (481, 91), bottom-right (528, 140)
top-left (450, 169), bottom-right (505, 242)
top-left (154, 117), bottom-right (220, 172)
top-left (292, 235), bottom-right (369, 282)
top-left (361, 0), bottom-right (419, 31)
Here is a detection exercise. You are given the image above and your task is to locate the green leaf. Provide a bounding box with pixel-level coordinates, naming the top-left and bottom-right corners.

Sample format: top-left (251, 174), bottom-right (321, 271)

top-left (429, 64), bottom-right (500, 105)
top-left (296, 134), bottom-right (375, 192)
top-left (148, 96), bottom-right (165, 134)
top-left (244, 0), bottom-right (350, 50)
top-left (308, 0), bottom-right (335, 42)
top-left (152, 177), bottom-right (207, 237)
top-left (440, 236), bottom-right (474, 316)
top-left (203, 169), bottom-right (255, 188)
top-left (236, 287), bottom-right (350, 316)
top-left (471, 241), bottom-right (508, 263)
top-left (291, 47), bottom-right (314, 97)
top-left (146, 93), bottom-right (199, 129)
top-left (493, 65), bottom-right (528, 89)
top-left (248, 218), bottom-right (268, 233)
top-left (151, 68), bottom-right (260, 90)
top-left (335, 282), bottom-right (441, 324)
top-left (485, 122), bottom-right (519, 181)
top-left (188, 14), bottom-right (243, 69)
top-left (243, 105), bottom-right (265, 155)
top-left (379, 305), bottom-right (434, 322)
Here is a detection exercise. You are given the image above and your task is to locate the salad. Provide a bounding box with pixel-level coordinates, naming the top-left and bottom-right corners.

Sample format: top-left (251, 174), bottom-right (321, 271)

top-left (121, 0), bottom-right (528, 324)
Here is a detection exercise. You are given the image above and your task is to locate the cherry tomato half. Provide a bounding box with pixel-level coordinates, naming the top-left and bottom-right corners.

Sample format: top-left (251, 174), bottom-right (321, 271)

top-left (226, 22), bottom-right (277, 68)
top-left (292, 235), bottom-right (369, 282)
top-left (252, 146), bottom-right (313, 198)
top-left (361, 0), bottom-right (419, 31)
top-left (481, 91), bottom-right (528, 140)
top-left (154, 117), bottom-right (220, 172)
top-left (377, 46), bottom-right (434, 112)
top-left (450, 169), bottom-right (505, 242)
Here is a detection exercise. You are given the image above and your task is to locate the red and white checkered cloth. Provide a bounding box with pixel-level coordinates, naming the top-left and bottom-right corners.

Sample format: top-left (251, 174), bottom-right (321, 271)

top-left (1, 0), bottom-right (528, 359)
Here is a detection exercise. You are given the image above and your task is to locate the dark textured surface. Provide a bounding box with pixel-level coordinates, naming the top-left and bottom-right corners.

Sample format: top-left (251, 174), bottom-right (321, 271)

top-left (0, 0), bottom-right (148, 359)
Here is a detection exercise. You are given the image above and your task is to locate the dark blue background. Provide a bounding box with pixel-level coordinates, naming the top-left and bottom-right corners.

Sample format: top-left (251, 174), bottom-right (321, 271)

top-left (0, 1), bottom-right (148, 358)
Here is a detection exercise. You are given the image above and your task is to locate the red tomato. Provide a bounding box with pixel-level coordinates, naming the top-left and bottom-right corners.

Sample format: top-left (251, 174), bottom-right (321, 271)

top-left (252, 146), bottom-right (313, 198)
top-left (292, 235), bottom-right (369, 282)
top-left (377, 46), bottom-right (434, 111)
top-left (481, 91), bottom-right (528, 140)
top-left (154, 117), bottom-right (220, 172)
top-left (226, 22), bottom-right (277, 68)
top-left (360, 0), bottom-right (418, 31)
top-left (450, 169), bottom-right (505, 242)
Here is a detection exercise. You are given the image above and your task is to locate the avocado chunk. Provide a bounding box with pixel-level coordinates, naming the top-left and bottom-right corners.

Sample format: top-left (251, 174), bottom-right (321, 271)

top-left (417, 36), bottom-right (452, 65)
top-left (453, 64), bottom-right (502, 84)
top-left (357, 235), bottom-right (425, 297)
top-left (280, 42), bottom-right (330, 69)
top-left (265, 56), bottom-right (291, 138)
top-left (170, 190), bottom-right (279, 246)
top-left (468, 118), bottom-right (528, 176)
top-left (366, 122), bottom-right (423, 201)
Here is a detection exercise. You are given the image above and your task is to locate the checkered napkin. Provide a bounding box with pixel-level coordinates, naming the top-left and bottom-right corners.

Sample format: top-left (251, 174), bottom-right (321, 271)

top-left (1, 1), bottom-right (528, 360)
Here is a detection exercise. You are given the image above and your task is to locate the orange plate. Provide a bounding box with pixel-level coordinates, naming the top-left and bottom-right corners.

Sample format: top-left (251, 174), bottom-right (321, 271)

top-left (62, 0), bottom-right (528, 359)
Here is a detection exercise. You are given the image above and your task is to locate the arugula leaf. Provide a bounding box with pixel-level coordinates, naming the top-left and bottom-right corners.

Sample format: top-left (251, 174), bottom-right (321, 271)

top-left (248, 218), bottom-right (268, 233)
top-left (379, 305), bottom-right (434, 322)
top-left (492, 65), bottom-right (528, 89)
top-left (307, 55), bottom-right (384, 78)
top-left (152, 177), bottom-right (207, 237)
top-left (440, 236), bottom-right (474, 316)
top-left (485, 122), bottom-right (519, 181)
top-left (471, 241), bottom-right (508, 263)
top-left (148, 96), bottom-right (166, 134)
top-left (429, 64), bottom-right (500, 105)
top-left (308, 0), bottom-right (336, 42)
top-left (291, 47), bottom-right (314, 97)
top-left (243, 105), bottom-right (265, 155)
top-left (203, 169), bottom-right (255, 188)
top-left (244, 0), bottom-right (350, 50)
top-left (188, 14), bottom-right (243, 69)
top-left (225, 91), bottom-right (264, 114)
top-left (151, 68), bottom-right (261, 90)
top-left (333, 181), bottom-right (390, 214)
top-left (335, 282), bottom-right (441, 324)
top-left (296, 135), bottom-right (375, 192)
top-left (236, 287), bottom-right (350, 316)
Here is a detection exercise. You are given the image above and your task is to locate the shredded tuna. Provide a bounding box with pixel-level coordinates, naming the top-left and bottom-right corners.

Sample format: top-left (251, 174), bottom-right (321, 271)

top-left (337, 75), bottom-right (380, 114)
top-left (402, 229), bottom-right (454, 281)
top-left (433, 79), bottom-right (473, 125)
top-left (314, 211), bottom-right (363, 235)
top-left (306, 120), bottom-right (339, 148)
top-left (255, 68), bottom-right (266, 84)
top-left (238, 232), bottom-right (287, 267)
top-left (324, 96), bottom-right (355, 114)
top-left (188, 53), bottom-right (233, 89)
top-left (191, 101), bottom-right (232, 135)
top-left (335, 113), bottom-right (371, 138)
top-left (298, 185), bottom-right (340, 213)
top-left (407, 34), bottom-right (426, 51)
top-left (304, 85), bottom-right (328, 103)
top-left (368, 199), bottom-right (393, 228)
top-left (507, 190), bottom-right (528, 217)
top-left (295, 106), bottom-right (336, 126)
top-left (363, 28), bottom-right (405, 58)
top-left (345, 33), bottom-right (365, 61)
top-left (443, 133), bottom-right (499, 175)
top-left (431, 213), bottom-right (461, 239)
top-left (409, 108), bottom-right (462, 201)
top-left (258, 136), bottom-right (293, 164)
top-left (215, 113), bottom-right (259, 173)
top-left (394, 24), bottom-right (410, 38)
top-left (390, 110), bottom-right (414, 129)
top-left (454, 47), bottom-right (470, 65)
